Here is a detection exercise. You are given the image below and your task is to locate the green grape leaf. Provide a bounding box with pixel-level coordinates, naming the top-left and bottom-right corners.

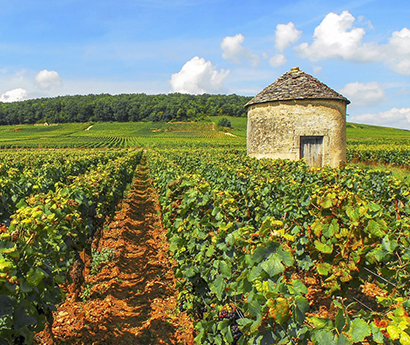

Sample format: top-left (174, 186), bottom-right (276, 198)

top-left (248, 265), bottom-right (264, 282)
top-left (261, 254), bottom-right (284, 277)
top-left (210, 274), bottom-right (225, 299)
top-left (295, 296), bottom-right (309, 323)
top-left (314, 240), bottom-right (333, 254)
top-left (387, 325), bottom-right (401, 340)
top-left (349, 319), bottom-right (371, 343)
top-left (219, 261), bottom-right (231, 278)
top-left (0, 258), bottom-right (14, 271)
top-left (323, 219), bottom-right (339, 238)
top-left (335, 309), bottom-right (345, 333)
top-left (336, 334), bottom-right (349, 345)
top-left (366, 219), bottom-right (387, 238)
top-left (308, 317), bottom-right (333, 330)
top-left (313, 329), bottom-right (336, 345)
top-left (401, 332), bottom-right (410, 345)
top-left (278, 247), bottom-right (294, 267)
top-left (26, 267), bottom-right (45, 287)
top-left (292, 279), bottom-right (308, 295)
top-left (371, 322), bottom-right (385, 344)
top-left (316, 262), bottom-right (332, 275)
top-left (0, 242), bottom-right (17, 254)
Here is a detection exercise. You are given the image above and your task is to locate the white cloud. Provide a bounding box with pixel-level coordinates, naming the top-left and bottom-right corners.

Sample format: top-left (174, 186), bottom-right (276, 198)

top-left (399, 87), bottom-right (410, 95)
top-left (313, 66), bottom-right (323, 74)
top-left (221, 34), bottom-right (259, 66)
top-left (358, 15), bottom-right (374, 30)
top-left (0, 88), bottom-right (28, 103)
top-left (11, 69), bottom-right (27, 83)
top-left (269, 54), bottom-right (287, 67)
top-left (34, 69), bottom-right (62, 89)
top-left (386, 28), bottom-right (410, 75)
top-left (350, 108), bottom-right (410, 130)
top-left (275, 22), bottom-right (302, 51)
top-left (339, 81), bottom-right (385, 106)
top-left (295, 10), bottom-right (410, 76)
top-left (170, 56), bottom-right (230, 94)
top-left (295, 11), bottom-right (379, 62)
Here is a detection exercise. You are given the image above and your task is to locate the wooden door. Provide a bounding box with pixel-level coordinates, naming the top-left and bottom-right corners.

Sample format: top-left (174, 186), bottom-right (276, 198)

top-left (300, 136), bottom-right (323, 167)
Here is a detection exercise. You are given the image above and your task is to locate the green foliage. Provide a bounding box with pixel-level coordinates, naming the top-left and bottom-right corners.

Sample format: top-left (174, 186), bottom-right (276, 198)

top-left (0, 93), bottom-right (251, 125)
top-left (90, 248), bottom-right (115, 275)
top-left (346, 123), bottom-right (410, 168)
top-left (347, 143), bottom-right (410, 168)
top-left (218, 117), bottom-right (232, 128)
top-left (81, 282), bottom-right (93, 302)
top-left (0, 148), bottom-right (142, 343)
top-left (148, 147), bottom-right (410, 344)
top-left (2, 120), bottom-right (410, 343)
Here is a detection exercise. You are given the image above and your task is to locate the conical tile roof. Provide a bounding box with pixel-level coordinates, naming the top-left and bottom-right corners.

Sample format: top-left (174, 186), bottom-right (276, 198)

top-left (245, 67), bottom-right (350, 107)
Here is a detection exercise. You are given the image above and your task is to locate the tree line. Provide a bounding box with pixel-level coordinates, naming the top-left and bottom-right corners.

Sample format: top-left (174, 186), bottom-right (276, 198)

top-left (0, 93), bottom-right (252, 125)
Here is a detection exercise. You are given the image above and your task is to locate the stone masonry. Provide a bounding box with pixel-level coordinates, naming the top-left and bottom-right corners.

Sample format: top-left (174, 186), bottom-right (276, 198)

top-left (245, 67), bottom-right (350, 168)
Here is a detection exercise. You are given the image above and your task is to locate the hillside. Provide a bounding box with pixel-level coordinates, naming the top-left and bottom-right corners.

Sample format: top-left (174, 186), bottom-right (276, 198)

top-left (1, 119), bottom-right (410, 149)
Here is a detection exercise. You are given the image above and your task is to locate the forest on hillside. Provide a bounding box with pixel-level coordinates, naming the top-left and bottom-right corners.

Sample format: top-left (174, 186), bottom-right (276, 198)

top-left (0, 93), bottom-right (252, 125)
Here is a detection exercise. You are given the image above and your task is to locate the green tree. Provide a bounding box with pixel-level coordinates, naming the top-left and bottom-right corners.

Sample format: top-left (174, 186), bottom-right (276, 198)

top-left (218, 117), bottom-right (232, 128)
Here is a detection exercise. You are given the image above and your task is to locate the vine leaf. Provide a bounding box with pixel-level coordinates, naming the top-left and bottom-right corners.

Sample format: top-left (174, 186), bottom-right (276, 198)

top-left (26, 267), bottom-right (45, 287)
top-left (323, 219), bottom-right (339, 238)
top-left (314, 240), bottom-right (333, 254)
top-left (295, 296), bottom-right (309, 323)
top-left (366, 219), bottom-right (387, 238)
top-left (211, 274), bottom-right (225, 299)
top-left (348, 319), bottom-right (371, 343)
top-left (316, 262), bottom-right (332, 276)
top-left (312, 329), bottom-right (336, 345)
top-left (219, 261), bottom-right (231, 277)
top-left (261, 253), bottom-right (284, 277)
top-left (386, 325), bottom-right (401, 340)
top-left (400, 332), bottom-right (410, 345)
top-left (370, 322), bottom-right (384, 344)
top-left (335, 309), bottom-right (345, 333)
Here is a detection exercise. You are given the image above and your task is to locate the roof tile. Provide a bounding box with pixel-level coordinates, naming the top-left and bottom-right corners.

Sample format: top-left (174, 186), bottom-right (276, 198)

top-left (245, 67), bottom-right (350, 107)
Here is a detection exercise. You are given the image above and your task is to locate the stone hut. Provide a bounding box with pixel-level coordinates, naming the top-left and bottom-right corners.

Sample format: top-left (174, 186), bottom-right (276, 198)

top-left (245, 67), bottom-right (350, 168)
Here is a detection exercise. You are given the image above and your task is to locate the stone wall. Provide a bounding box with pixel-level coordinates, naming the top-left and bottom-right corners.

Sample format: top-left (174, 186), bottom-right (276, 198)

top-left (247, 99), bottom-right (347, 167)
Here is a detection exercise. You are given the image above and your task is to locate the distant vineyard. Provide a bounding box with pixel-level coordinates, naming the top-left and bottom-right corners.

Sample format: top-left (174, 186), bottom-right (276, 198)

top-left (347, 144), bottom-right (410, 168)
top-left (0, 120), bottom-right (247, 149)
top-left (149, 147), bottom-right (410, 344)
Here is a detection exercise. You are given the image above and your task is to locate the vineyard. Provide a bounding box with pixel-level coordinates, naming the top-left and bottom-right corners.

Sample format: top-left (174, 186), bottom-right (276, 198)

top-left (0, 148), bottom-right (143, 344)
top-left (1, 119), bottom-right (410, 344)
top-left (148, 147), bottom-right (410, 344)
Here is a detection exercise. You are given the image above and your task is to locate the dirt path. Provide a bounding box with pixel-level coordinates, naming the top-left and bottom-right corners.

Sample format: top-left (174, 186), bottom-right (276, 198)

top-left (38, 158), bottom-right (195, 344)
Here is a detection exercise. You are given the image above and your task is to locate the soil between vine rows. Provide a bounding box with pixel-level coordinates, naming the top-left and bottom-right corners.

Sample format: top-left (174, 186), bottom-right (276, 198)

top-left (35, 160), bottom-right (195, 344)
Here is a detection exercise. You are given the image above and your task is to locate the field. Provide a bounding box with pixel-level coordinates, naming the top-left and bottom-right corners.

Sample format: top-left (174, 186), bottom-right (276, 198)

top-left (1, 118), bottom-right (410, 344)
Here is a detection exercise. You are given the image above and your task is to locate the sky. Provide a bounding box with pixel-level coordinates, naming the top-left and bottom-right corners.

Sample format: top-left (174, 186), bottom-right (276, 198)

top-left (0, 0), bottom-right (410, 129)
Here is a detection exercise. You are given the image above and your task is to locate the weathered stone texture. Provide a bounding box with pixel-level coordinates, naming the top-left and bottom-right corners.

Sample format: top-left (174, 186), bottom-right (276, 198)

top-left (247, 99), bottom-right (347, 167)
top-left (246, 67), bottom-right (349, 168)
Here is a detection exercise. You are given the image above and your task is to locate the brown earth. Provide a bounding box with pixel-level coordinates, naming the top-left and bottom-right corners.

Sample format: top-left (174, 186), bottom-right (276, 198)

top-left (35, 158), bottom-right (195, 345)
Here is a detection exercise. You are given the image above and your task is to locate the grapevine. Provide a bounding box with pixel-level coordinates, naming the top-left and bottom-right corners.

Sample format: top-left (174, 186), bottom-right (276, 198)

top-left (0, 149), bottom-right (142, 343)
top-left (149, 146), bottom-right (410, 344)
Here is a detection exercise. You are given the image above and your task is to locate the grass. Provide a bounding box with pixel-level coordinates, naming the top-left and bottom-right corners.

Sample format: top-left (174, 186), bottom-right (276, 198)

top-left (346, 122), bottom-right (410, 143)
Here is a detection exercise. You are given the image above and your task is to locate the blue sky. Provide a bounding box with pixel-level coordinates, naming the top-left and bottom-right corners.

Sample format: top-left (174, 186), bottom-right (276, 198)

top-left (0, 0), bottom-right (410, 128)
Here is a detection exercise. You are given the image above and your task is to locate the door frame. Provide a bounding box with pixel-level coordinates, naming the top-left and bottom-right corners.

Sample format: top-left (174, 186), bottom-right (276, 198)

top-left (299, 135), bottom-right (324, 166)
